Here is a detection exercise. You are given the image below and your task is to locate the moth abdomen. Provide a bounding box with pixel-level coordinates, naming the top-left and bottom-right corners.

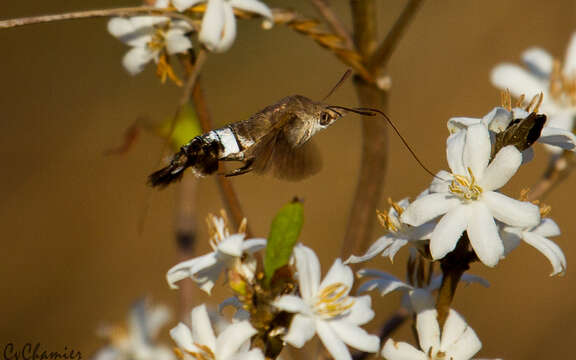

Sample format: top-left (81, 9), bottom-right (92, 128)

top-left (147, 135), bottom-right (221, 188)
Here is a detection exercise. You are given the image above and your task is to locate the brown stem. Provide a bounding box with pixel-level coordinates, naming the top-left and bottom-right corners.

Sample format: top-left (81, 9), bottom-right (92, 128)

top-left (368, 0), bottom-right (425, 71)
top-left (436, 233), bottom-right (475, 329)
top-left (341, 77), bottom-right (388, 259)
top-left (0, 7), bottom-right (197, 29)
top-left (191, 80), bottom-right (252, 237)
top-left (527, 151), bottom-right (576, 201)
top-left (309, 0), bottom-right (354, 49)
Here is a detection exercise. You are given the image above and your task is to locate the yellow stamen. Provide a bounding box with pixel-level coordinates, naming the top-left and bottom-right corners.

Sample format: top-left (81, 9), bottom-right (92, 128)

top-left (548, 57), bottom-right (576, 106)
top-left (315, 283), bottom-right (355, 318)
top-left (449, 168), bottom-right (483, 201)
top-left (501, 89), bottom-right (512, 111)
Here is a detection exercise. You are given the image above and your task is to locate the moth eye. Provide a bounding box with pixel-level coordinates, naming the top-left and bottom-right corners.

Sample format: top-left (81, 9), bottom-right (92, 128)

top-left (320, 112), bottom-right (333, 126)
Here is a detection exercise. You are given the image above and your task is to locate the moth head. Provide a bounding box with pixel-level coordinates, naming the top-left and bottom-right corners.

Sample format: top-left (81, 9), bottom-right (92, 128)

top-left (317, 107), bottom-right (343, 128)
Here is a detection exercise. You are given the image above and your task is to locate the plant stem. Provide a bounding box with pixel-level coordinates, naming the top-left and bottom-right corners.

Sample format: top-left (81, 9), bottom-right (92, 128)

top-left (0, 7), bottom-right (197, 29)
top-left (527, 151), bottom-right (576, 201)
top-left (309, 0), bottom-right (354, 49)
top-left (368, 0), bottom-right (425, 71)
top-left (191, 80), bottom-right (252, 236)
top-left (436, 234), bottom-right (475, 329)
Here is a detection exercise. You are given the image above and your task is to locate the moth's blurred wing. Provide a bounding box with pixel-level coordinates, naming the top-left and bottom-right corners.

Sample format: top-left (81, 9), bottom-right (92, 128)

top-left (250, 117), bottom-right (322, 181)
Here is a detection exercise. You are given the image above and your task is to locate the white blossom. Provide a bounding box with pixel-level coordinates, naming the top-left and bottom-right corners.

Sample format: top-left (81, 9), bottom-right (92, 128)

top-left (382, 289), bottom-right (482, 360)
top-left (401, 123), bottom-right (541, 267)
top-left (93, 300), bottom-right (175, 360)
top-left (107, 0), bottom-right (192, 76)
top-left (273, 245), bottom-right (380, 360)
top-left (501, 218), bottom-right (566, 276)
top-left (166, 215), bottom-right (265, 294)
top-left (171, 304), bottom-right (263, 360)
top-left (448, 105), bottom-right (576, 154)
top-left (491, 32), bottom-right (576, 153)
top-left (173, 0), bottom-right (273, 52)
top-left (345, 198), bottom-right (435, 264)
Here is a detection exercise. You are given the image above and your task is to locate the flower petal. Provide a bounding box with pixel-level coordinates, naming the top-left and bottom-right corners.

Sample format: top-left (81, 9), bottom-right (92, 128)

top-left (467, 202), bottom-right (503, 267)
top-left (522, 47), bottom-right (553, 78)
top-left (345, 236), bottom-right (396, 264)
top-left (522, 232), bottom-right (566, 276)
top-left (242, 238), bottom-right (267, 252)
top-left (229, 0), bottom-right (273, 20)
top-left (165, 28), bottom-right (193, 55)
top-left (215, 321), bottom-right (257, 359)
top-left (228, 349), bottom-right (265, 360)
top-left (430, 206), bottom-right (470, 260)
top-left (447, 117), bottom-right (480, 134)
top-left (316, 320), bottom-right (352, 360)
top-left (199, 0), bottom-right (226, 51)
top-left (539, 126), bottom-right (576, 151)
top-left (429, 170), bottom-right (452, 193)
top-left (534, 218), bottom-right (561, 237)
top-left (381, 339), bottom-right (427, 360)
top-left (218, 234), bottom-right (245, 257)
top-left (485, 107), bottom-right (513, 132)
top-left (330, 320), bottom-right (380, 353)
top-left (491, 63), bottom-right (546, 99)
top-left (283, 314), bottom-right (316, 347)
top-left (442, 312), bottom-right (482, 360)
top-left (273, 295), bottom-right (308, 314)
top-left (479, 145), bottom-right (522, 191)
top-left (213, 2), bottom-right (237, 52)
top-left (293, 244), bottom-right (321, 299)
top-left (483, 191), bottom-right (540, 227)
top-left (170, 323), bottom-right (197, 352)
top-left (463, 124), bottom-right (491, 179)
top-left (122, 46), bottom-right (155, 75)
top-left (401, 193), bottom-right (460, 227)
top-left (357, 269), bottom-right (411, 297)
top-left (191, 305), bottom-right (217, 349)
top-left (346, 295), bottom-right (375, 325)
top-left (166, 252), bottom-right (218, 289)
top-left (320, 259), bottom-right (354, 290)
top-left (446, 131), bottom-right (466, 175)
top-left (410, 289), bottom-right (440, 353)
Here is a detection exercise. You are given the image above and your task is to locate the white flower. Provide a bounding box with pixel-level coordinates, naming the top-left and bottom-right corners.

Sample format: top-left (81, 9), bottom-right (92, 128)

top-left (171, 304), bottom-right (263, 360)
top-left (107, 0), bottom-right (192, 76)
top-left (501, 218), bottom-right (566, 276)
top-left (448, 105), bottom-right (576, 154)
top-left (93, 300), bottom-right (175, 360)
top-left (273, 245), bottom-right (380, 360)
top-left (345, 198), bottom-right (435, 264)
top-left (491, 32), bottom-right (576, 153)
top-left (382, 289), bottom-right (482, 360)
top-left (172, 0), bottom-right (273, 52)
top-left (401, 124), bottom-right (541, 266)
top-left (358, 269), bottom-right (489, 304)
top-left (166, 215), bottom-right (265, 294)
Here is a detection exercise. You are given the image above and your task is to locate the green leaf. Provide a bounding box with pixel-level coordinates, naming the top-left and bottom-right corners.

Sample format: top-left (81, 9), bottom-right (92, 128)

top-left (157, 105), bottom-right (202, 150)
top-left (264, 200), bottom-right (304, 284)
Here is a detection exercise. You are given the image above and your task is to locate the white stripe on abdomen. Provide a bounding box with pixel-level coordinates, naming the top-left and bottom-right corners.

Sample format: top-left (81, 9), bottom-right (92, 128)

top-left (211, 128), bottom-right (240, 157)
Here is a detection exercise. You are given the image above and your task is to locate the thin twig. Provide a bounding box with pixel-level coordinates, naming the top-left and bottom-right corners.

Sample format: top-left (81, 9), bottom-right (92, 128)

top-left (0, 7), bottom-right (197, 29)
top-left (527, 151), bottom-right (576, 201)
top-left (309, 0), bottom-right (354, 49)
top-left (191, 80), bottom-right (253, 237)
top-left (368, 0), bottom-right (425, 71)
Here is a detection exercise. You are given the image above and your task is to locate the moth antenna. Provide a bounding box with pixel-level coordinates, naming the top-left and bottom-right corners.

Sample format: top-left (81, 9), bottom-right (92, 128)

top-left (322, 69), bottom-right (352, 101)
top-left (329, 105), bottom-right (439, 179)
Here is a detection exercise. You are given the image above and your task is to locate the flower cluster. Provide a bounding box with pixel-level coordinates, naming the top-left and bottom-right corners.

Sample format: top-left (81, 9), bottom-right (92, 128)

top-left (348, 96), bottom-right (566, 274)
top-left (107, 0), bottom-right (273, 82)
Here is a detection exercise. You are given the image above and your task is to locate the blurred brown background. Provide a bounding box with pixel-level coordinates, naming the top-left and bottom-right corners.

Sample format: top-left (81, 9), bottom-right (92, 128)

top-left (0, 0), bottom-right (575, 358)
